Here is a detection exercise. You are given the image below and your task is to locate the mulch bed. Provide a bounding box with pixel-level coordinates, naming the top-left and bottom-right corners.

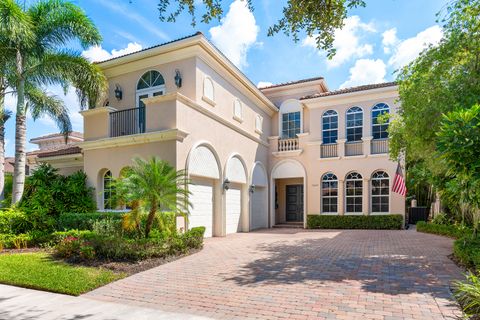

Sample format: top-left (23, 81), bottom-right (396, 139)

top-left (65, 248), bottom-right (202, 275)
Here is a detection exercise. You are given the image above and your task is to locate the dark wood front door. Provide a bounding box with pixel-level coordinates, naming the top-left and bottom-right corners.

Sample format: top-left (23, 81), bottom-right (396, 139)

top-left (286, 185), bottom-right (304, 222)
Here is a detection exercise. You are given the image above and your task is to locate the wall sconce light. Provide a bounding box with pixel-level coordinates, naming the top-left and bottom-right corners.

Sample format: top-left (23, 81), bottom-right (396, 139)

top-left (174, 69), bottom-right (182, 88)
top-left (223, 178), bottom-right (230, 191)
top-left (249, 184), bottom-right (256, 194)
top-left (114, 84), bottom-right (123, 101)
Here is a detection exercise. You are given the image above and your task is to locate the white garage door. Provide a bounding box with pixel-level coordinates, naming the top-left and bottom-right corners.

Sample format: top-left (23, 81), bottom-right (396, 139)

top-left (189, 182), bottom-right (213, 237)
top-left (226, 187), bottom-right (241, 234)
top-left (251, 186), bottom-right (268, 230)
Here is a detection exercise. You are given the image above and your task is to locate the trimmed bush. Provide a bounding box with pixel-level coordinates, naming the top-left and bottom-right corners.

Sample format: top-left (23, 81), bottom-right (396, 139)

top-left (416, 221), bottom-right (470, 238)
top-left (0, 207), bottom-right (31, 234)
top-left (454, 237), bottom-right (480, 270)
top-left (57, 212), bottom-right (124, 231)
top-left (307, 214), bottom-right (403, 230)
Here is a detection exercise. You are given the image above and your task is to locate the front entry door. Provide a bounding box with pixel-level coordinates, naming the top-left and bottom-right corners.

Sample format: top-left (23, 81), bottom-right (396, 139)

top-left (286, 185), bottom-right (304, 222)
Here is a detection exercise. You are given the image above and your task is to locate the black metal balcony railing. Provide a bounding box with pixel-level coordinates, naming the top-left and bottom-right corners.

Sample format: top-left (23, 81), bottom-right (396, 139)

top-left (321, 143), bottom-right (338, 158)
top-left (110, 107), bottom-right (145, 137)
top-left (371, 139), bottom-right (389, 154)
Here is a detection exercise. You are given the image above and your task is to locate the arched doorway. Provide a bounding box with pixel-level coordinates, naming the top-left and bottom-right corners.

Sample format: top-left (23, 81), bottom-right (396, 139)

top-left (186, 143), bottom-right (222, 237)
top-left (250, 162), bottom-right (268, 230)
top-left (270, 159), bottom-right (307, 227)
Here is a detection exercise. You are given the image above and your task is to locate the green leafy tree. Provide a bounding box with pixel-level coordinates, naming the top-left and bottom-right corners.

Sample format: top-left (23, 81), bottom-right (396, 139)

top-left (437, 104), bottom-right (480, 235)
top-left (158, 0), bottom-right (366, 58)
top-left (0, 0), bottom-right (107, 204)
top-left (116, 157), bottom-right (191, 238)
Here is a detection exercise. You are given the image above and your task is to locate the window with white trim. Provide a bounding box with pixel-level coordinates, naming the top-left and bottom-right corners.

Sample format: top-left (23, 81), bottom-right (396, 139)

top-left (345, 172), bottom-right (363, 213)
top-left (203, 77), bottom-right (214, 101)
top-left (103, 170), bottom-right (114, 210)
top-left (321, 173), bottom-right (338, 213)
top-left (371, 171), bottom-right (389, 213)
top-left (372, 103), bottom-right (390, 139)
top-left (281, 111), bottom-right (301, 138)
top-left (322, 110), bottom-right (338, 144)
top-left (346, 107), bottom-right (363, 142)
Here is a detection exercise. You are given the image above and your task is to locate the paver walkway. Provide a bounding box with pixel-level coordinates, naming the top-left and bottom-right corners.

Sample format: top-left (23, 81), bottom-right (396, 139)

top-left (85, 229), bottom-right (464, 320)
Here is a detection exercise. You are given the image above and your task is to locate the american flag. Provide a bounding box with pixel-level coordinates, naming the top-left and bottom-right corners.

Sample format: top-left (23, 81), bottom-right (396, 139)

top-left (392, 163), bottom-right (407, 196)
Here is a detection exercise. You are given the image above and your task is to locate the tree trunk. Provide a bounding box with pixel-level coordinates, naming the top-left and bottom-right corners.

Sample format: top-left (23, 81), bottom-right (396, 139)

top-left (12, 51), bottom-right (27, 205)
top-left (145, 199), bottom-right (157, 238)
top-left (0, 80), bottom-right (5, 203)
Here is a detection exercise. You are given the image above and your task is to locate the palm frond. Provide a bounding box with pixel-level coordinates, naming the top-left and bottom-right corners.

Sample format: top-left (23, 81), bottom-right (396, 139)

top-left (25, 86), bottom-right (72, 136)
top-left (27, 50), bottom-right (107, 109)
top-left (27, 0), bottom-right (101, 49)
top-left (0, 0), bottom-right (34, 46)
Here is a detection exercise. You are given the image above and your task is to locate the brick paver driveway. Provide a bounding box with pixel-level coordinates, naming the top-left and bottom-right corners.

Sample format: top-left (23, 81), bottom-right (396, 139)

top-left (85, 229), bottom-right (463, 319)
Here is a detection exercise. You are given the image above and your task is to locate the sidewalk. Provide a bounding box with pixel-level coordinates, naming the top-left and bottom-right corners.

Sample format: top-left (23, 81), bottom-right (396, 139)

top-left (0, 284), bottom-right (210, 320)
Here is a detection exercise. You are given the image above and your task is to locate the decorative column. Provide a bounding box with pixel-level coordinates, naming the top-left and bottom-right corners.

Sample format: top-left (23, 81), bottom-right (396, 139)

top-left (268, 136), bottom-right (279, 153)
top-left (362, 177), bottom-right (370, 215)
top-left (338, 179), bottom-right (345, 216)
top-left (337, 139), bottom-right (347, 158)
top-left (362, 136), bottom-right (373, 156)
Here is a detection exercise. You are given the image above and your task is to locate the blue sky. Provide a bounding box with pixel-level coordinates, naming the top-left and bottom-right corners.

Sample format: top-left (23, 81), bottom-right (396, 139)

top-left (4, 0), bottom-right (448, 156)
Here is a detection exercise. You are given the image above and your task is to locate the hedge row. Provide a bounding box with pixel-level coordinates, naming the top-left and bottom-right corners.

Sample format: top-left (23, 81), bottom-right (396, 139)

top-left (416, 221), bottom-right (470, 239)
top-left (57, 212), bottom-right (124, 231)
top-left (307, 214), bottom-right (403, 230)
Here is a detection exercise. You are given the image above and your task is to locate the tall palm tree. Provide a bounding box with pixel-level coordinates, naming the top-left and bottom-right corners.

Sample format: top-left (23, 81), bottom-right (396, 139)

top-left (0, 0), bottom-right (106, 204)
top-left (117, 157), bottom-right (191, 238)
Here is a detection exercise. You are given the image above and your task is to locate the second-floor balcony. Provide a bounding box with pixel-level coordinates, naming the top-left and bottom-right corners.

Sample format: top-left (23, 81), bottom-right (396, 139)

top-left (109, 106), bottom-right (146, 137)
top-left (278, 137), bottom-right (299, 152)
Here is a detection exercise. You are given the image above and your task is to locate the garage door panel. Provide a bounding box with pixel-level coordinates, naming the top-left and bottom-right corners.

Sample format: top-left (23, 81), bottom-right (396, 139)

top-left (251, 187), bottom-right (268, 230)
top-left (226, 188), bottom-right (241, 234)
top-left (189, 182), bottom-right (213, 237)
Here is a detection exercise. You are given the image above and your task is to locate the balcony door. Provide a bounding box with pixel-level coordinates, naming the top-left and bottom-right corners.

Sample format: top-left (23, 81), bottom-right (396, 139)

top-left (136, 70), bottom-right (166, 133)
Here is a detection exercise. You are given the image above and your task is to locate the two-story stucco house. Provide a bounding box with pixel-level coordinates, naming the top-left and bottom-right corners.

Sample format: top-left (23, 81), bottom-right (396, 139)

top-left (41, 32), bottom-right (405, 237)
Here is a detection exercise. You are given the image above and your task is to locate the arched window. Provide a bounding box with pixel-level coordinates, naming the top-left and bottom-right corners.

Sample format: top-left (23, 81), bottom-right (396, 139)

top-left (321, 173), bottom-right (338, 213)
top-left (346, 107), bottom-right (363, 142)
top-left (322, 110), bottom-right (338, 144)
top-left (371, 171), bottom-right (389, 213)
top-left (372, 103), bottom-right (390, 139)
top-left (345, 172), bottom-right (363, 213)
top-left (103, 170), bottom-right (114, 210)
top-left (136, 70), bottom-right (165, 90)
top-left (203, 77), bottom-right (214, 101)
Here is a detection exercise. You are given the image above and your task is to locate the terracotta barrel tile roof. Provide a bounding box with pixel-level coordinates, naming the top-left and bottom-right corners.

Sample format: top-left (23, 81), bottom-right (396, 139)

top-left (37, 146), bottom-right (82, 158)
top-left (300, 82), bottom-right (397, 100)
top-left (258, 76), bottom-right (325, 90)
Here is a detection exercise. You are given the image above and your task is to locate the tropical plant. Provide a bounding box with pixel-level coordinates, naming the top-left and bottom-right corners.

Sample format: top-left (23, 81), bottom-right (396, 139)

top-left (158, 0), bottom-right (366, 57)
top-left (0, 0), bottom-right (107, 204)
top-left (454, 273), bottom-right (480, 316)
top-left (115, 157), bottom-right (191, 238)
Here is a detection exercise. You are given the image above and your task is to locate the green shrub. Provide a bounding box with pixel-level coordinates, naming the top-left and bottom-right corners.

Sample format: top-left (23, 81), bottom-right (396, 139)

top-left (57, 212), bottom-right (124, 231)
top-left (92, 217), bottom-right (122, 236)
top-left (0, 207), bottom-right (31, 234)
top-left (0, 233), bottom-right (15, 248)
top-left (20, 164), bottom-right (96, 218)
top-left (416, 221), bottom-right (471, 239)
top-left (431, 212), bottom-right (450, 225)
top-left (53, 227), bottom-right (205, 261)
top-left (454, 273), bottom-right (480, 316)
top-left (453, 237), bottom-right (480, 270)
top-left (307, 214), bottom-right (403, 230)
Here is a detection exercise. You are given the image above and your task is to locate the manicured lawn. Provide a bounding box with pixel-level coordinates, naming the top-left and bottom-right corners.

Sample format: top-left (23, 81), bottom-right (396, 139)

top-left (0, 252), bottom-right (124, 296)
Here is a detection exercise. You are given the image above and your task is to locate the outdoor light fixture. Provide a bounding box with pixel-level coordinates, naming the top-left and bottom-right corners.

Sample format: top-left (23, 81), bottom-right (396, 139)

top-left (223, 178), bottom-right (230, 191)
top-left (114, 84), bottom-right (123, 101)
top-left (174, 69), bottom-right (182, 88)
top-left (249, 184), bottom-right (256, 194)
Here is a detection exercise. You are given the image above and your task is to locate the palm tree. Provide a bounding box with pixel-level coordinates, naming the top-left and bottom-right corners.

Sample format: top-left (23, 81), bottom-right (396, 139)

top-left (0, 0), bottom-right (106, 204)
top-left (117, 157), bottom-right (191, 238)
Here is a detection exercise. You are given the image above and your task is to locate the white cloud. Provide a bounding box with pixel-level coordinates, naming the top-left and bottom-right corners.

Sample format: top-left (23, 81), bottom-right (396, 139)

top-left (382, 28), bottom-right (399, 54)
top-left (302, 16), bottom-right (376, 69)
top-left (97, 0), bottom-right (169, 41)
top-left (257, 81), bottom-right (273, 88)
top-left (82, 42), bottom-right (143, 63)
top-left (386, 25), bottom-right (443, 69)
top-left (340, 59), bottom-right (387, 88)
top-left (209, 0), bottom-right (259, 69)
